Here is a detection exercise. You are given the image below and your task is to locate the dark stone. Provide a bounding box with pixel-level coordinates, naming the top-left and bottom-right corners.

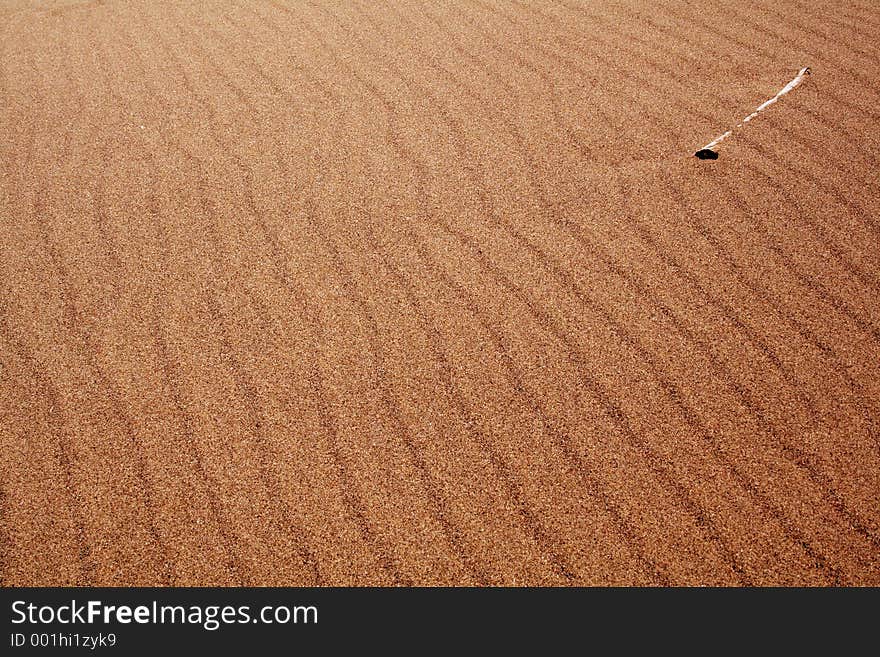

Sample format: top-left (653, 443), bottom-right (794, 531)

top-left (695, 149), bottom-right (719, 160)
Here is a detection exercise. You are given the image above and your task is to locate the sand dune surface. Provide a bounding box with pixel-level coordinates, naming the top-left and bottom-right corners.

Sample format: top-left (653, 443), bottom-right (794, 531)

top-left (1, 0), bottom-right (879, 585)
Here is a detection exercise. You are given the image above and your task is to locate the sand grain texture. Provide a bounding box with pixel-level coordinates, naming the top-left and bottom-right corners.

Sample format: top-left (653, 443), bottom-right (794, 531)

top-left (1, 0), bottom-right (879, 586)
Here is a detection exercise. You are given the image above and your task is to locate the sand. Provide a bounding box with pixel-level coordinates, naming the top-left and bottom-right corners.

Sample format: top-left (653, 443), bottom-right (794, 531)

top-left (1, 0), bottom-right (879, 586)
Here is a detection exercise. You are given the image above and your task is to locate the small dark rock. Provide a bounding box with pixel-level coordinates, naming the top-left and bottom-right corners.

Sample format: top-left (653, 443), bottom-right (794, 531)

top-left (695, 149), bottom-right (719, 160)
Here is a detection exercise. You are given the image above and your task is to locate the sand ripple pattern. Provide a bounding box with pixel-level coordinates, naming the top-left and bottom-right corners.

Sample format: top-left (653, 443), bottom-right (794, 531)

top-left (1, 0), bottom-right (878, 585)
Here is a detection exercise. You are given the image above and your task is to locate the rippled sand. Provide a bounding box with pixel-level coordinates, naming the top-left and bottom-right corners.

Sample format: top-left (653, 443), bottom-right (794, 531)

top-left (1, 0), bottom-right (879, 585)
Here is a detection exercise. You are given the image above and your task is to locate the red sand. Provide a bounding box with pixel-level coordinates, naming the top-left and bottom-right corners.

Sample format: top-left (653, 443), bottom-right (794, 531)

top-left (1, 0), bottom-right (879, 586)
